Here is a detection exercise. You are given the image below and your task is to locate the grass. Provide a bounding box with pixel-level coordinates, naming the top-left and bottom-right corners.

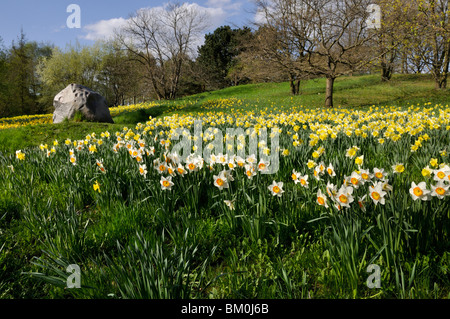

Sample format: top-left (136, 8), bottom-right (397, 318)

top-left (172, 73), bottom-right (449, 112)
top-left (1, 74), bottom-right (448, 156)
top-left (0, 122), bottom-right (125, 155)
top-left (0, 73), bottom-right (449, 300)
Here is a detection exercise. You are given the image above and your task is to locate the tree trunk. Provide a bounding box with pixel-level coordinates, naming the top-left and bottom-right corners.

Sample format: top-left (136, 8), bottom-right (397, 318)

top-left (438, 43), bottom-right (450, 89)
top-left (401, 51), bottom-right (408, 74)
top-left (381, 62), bottom-right (393, 82)
top-left (325, 77), bottom-right (335, 108)
top-left (295, 80), bottom-right (300, 96)
top-left (289, 80), bottom-right (295, 95)
top-left (289, 74), bottom-right (301, 96)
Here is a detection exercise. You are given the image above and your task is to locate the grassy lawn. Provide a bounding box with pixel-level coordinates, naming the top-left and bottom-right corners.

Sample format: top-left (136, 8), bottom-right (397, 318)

top-left (1, 73), bottom-right (448, 156)
top-left (0, 74), bottom-right (449, 300)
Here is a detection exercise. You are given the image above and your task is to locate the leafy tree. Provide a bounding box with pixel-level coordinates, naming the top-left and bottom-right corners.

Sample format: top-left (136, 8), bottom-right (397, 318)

top-left (37, 41), bottom-right (105, 105)
top-left (197, 26), bottom-right (252, 90)
top-left (0, 37), bottom-right (9, 117)
top-left (96, 40), bottom-right (144, 106)
top-left (2, 31), bottom-right (53, 116)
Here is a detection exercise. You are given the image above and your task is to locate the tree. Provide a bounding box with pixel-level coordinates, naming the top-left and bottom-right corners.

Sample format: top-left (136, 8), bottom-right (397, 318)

top-left (117, 2), bottom-right (208, 100)
top-left (5, 30), bottom-right (53, 116)
top-left (418, 0), bottom-right (450, 89)
top-left (97, 40), bottom-right (143, 106)
top-left (231, 25), bottom-right (301, 92)
top-left (0, 37), bottom-right (9, 117)
top-left (256, 0), bottom-right (379, 107)
top-left (37, 42), bottom-right (105, 105)
top-left (378, 0), bottom-right (450, 87)
top-left (197, 26), bottom-right (251, 90)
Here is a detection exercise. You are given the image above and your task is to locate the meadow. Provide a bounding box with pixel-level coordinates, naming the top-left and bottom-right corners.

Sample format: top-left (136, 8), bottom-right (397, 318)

top-left (0, 74), bottom-right (449, 299)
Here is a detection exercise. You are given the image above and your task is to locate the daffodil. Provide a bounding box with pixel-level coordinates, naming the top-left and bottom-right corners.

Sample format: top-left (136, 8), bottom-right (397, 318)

top-left (345, 146), bottom-right (359, 159)
top-left (160, 176), bottom-right (174, 191)
top-left (326, 182), bottom-right (337, 198)
top-left (89, 144), bottom-right (97, 154)
top-left (430, 181), bottom-right (449, 199)
top-left (222, 169), bottom-right (234, 182)
top-left (355, 155), bottom-right (364, 166)
top-left (299, 174), bottom-right (309, 188)
top-left (139, 164), bottom-right (148, 177)
top-left (422, 166), bottom-right (432, 177)
top-left (430, 158), bottom-right (438, 168)
top-left (392, 163), bottom-right (405, 174)
top-left (409, 181), bottom-right (430, 201)
top-left (257, 159), bottom-right (270, 173)
top-left (369, 182), bottom-right (387, 205)
top-left (166, 164), bottom-right (176, 177)
top-left (96, 160), bottom-right (106, 173)
top-left (349, 171), bottom-right (362, 189)
top-left (291, 169), bottom-right (301, 184)
top-left (235, 156), bottom-right (246, 168)
top-left (313, 166), bottom-right (322, 181)
top-left (433, 165), bottom-right (450, 182)
top-left (326, 163), bottom-right (336, 177)
top-left (244, 164), bottom-right (257, 179)
top-left (213, 172), bottom-right (229, 190)
top-left (316, 189), bottom-right (329, 208)
top-left (335, 185), bottom-right (354, 208)
top-left (156, 162), bottom-right (167, 174)
top-left (217, 153), bottom-right (228, 165)
top-left (224, 199), bottom-right (236, 210)
top-left (93, 181), bottom-right (101, 193)
top-left (373, 168), bottom-right (386, 180)
top-left (268, 181), bottom-right (284, 197)
top-left (307, 160), bottom-right (316, 169)
top-left (246, 154), bottom-right (257, 164)
top-left (15, 150), bottom-right (25, 161)
top-left (359, 169), bottom-right (372, 183)
top-left (357, 195), bottom-right (367, 212)
top-left (177, 163), bottom-right (188, 176)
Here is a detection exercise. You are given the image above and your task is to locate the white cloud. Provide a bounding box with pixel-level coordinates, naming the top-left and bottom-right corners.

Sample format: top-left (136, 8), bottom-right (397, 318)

top-left (83, 17), bottom-right (128, 41)
top-left (82, 1), bottom-right (245, 44)
top-left (206, 0), bottom-right (232, 7)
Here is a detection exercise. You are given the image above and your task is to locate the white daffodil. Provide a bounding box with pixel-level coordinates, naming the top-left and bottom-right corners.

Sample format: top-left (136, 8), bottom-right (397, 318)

top-left (268, 181), bottom-right (284, 197)
top-left (409, 181), bottom-right (431, 201)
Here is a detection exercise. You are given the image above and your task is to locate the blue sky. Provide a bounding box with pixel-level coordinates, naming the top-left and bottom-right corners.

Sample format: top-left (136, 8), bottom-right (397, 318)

top-left (0, 0), bottom-right (255, 49)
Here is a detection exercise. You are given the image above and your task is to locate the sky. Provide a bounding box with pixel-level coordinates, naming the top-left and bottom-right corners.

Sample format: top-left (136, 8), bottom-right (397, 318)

top-left (0, 0), bottom-right (256, 49)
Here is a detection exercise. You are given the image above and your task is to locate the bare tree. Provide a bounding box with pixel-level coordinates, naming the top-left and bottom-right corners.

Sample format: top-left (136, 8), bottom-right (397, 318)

top-left (418, 0), bottom-right (450, 89)
top-left (256, 0), bottom-right (379, 107)
top-left (116, 3), bottom-right (208, 100)
top-left (232, 26), bottom-right (297, 88)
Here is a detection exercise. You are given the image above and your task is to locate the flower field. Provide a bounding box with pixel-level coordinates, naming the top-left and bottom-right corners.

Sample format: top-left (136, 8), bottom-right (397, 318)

top-left (0, 102), bottom-right (162, 130)
top-left (1, 99), bottom-right (449, 299)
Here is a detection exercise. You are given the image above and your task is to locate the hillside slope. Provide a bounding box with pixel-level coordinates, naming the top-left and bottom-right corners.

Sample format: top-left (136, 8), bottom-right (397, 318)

top-left (0, 74), bottom-right (449, 154)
